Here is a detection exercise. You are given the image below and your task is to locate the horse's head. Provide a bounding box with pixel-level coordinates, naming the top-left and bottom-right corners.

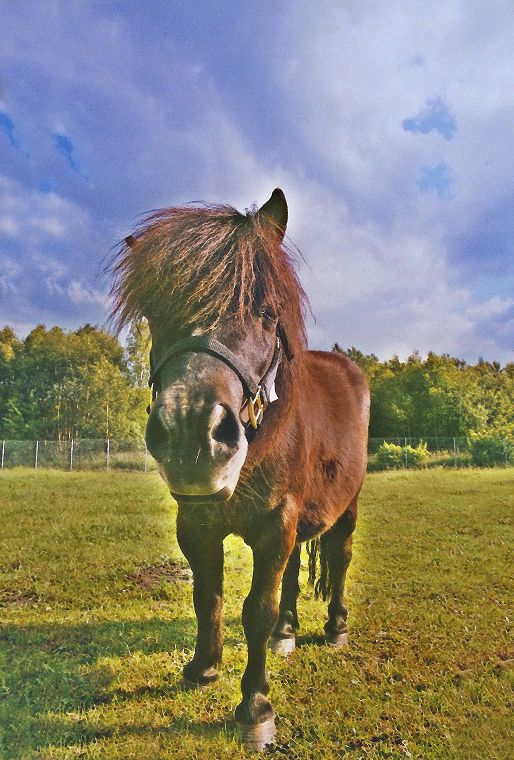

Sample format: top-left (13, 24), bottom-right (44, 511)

top-left (110, 188), bottom-right (306, 502)
top-left (145, 310), bottom-right (281, 501)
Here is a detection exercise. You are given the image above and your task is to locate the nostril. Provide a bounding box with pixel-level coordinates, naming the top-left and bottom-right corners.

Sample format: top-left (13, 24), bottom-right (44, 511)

top-left (210, 404), bottom-right (240, 449)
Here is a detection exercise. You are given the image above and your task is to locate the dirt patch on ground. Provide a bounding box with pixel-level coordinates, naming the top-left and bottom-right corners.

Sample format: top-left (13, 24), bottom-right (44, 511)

top-left (0, 590), bottom-right (40, 607)
top-left (128, 559), bottom-right (192, 589)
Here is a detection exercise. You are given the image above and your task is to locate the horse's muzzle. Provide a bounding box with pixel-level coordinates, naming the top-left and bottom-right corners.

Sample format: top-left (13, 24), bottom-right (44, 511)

top-left (146, 396), bottom-right (248, 500)
top-left (170, 485), bottom-right (234, 504)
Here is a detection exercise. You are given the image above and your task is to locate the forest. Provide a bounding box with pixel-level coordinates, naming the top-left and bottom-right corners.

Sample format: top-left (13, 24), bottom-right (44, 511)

top-left (0, 323), bottom-right (512, 446)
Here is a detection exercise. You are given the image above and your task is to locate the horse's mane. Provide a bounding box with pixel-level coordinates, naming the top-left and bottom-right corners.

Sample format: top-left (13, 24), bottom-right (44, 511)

top-left (108, 204), bottom-right (308, 362)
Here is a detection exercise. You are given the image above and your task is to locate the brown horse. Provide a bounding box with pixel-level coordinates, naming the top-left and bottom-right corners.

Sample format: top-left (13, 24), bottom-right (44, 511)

top-left (110, 189), bottom-right (369, 750)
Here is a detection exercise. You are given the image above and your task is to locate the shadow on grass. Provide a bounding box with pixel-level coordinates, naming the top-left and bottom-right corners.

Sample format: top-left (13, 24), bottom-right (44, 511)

top-left (295, 633), bottom-right (326, 647)
top-left (0, 618), bottom-right (237, 756)
top-left (1, 614), bottom-right (334, 757)
top-left (11, 713), bottom-right (234, 759)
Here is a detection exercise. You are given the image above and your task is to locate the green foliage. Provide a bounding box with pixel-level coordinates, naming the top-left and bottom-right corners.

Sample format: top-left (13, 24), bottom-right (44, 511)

top-left (1, 322), bottom-right (512, 446)
top-left (125, 317), bottom-right (151, 388)
top-left (469, 432), bottom-right (513, 467)
top-left (0, 323), bottom-right (150, 440)
top-left (334, 345), bottom-right (514, 442)
top-left (375, 441), bottom-right (428, 470)
top-left (375, 441), bottom-right (404, 469)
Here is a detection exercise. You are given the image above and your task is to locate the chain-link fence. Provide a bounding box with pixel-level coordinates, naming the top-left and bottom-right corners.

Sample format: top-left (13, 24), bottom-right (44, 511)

top-left (0, 439), bottom-right (154, 472)
top-left (0, 436), bottom-right (512, 472)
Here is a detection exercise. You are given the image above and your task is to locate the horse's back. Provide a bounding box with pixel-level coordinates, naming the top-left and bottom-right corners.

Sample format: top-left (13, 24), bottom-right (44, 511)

top-left (294, 350), bottom-right (369, 538)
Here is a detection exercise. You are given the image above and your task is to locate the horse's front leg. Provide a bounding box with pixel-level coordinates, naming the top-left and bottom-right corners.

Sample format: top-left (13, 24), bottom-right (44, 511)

top-left (176, 507), bottom-right (225, 685)
top-left (270, 543), bottom-right (301, 654)
top-left (235, 507), bottom-right (296, 749)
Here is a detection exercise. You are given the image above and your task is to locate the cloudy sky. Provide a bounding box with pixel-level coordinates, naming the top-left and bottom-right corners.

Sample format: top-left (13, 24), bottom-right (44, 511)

top-left (1, 0), bottom-right (513, 362)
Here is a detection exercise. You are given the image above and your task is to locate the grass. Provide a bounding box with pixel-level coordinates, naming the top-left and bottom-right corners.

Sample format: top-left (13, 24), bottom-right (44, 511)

top-left (0, 468), bottom-right (512, 759)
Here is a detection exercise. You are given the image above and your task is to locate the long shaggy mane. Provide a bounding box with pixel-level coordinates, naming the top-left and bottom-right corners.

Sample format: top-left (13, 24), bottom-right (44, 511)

top-left (108, 204), bottom-right (308, 362)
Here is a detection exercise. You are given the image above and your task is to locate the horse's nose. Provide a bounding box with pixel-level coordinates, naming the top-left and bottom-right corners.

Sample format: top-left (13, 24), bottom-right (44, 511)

top-left (208, 403), bottom-right (240, 452)
top-left (146, 398), bottom-right (242, 461)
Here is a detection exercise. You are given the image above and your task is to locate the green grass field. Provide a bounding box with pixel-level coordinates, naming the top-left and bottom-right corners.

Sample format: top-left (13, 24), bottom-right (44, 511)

top-left (0, 468), bottom-right (512, 759)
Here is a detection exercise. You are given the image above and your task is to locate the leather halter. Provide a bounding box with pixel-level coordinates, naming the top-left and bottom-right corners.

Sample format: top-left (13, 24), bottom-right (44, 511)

top-left (148, 333), bottom-right (282, 431)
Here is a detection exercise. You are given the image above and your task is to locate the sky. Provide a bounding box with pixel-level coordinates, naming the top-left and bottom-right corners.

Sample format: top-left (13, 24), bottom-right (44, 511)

top-left (1, 0), bottom-right (513, 363)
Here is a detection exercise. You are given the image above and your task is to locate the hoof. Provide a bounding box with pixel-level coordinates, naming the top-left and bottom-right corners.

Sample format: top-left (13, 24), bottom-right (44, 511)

top-left (325, 630), bottom-right (349, 648)
top-left (237, 718), bottom-right (276, 752)
top-left (182, 664), bottom-right (219, 686)
top-left (269, 636), bottom-right (296, 655)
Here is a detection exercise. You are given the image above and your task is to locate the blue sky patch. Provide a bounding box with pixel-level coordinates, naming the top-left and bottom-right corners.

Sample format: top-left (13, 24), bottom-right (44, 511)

top-left (417, 162), bottom-right (455, 200)
top-left (38, 178), bottom-right (58, 194)
top-left (0, 111), bottom-right (21, 149)
top-left (53, 133), bottom-right (79, 170)
top-left (52, 132), bottom-right (88, 180)
top-left (403, 97), bottom-right (457, 140)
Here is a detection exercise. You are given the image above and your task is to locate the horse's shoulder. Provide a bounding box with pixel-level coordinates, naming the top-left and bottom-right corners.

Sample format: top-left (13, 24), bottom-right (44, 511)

top-left (303, 350), bottom-right (370, 421)
top-left (304, 349), bottom-right (368, 388)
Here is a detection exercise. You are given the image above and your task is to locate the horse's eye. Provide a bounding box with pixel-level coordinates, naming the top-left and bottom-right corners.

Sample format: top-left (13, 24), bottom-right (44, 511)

top-left (261, 308), bottom-right (277, 328)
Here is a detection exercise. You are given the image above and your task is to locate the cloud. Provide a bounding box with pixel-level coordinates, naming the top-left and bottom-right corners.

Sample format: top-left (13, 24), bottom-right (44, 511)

top-left (288, 184), bottom-right (512, 364)
top-left (260, 1), bottom-right (513, 361)
top-left (402, 97), bottom-right (457, 140)
top-left (0, 256), bottom-right (20, 297)
top-left (0, 216), bottom-right (19, 236)
top-left (0, 175), bottom-right (104, 331)
top-left (0, 1), bottom-right (512, 364)
top-left (0, 175), bottom-right (89, 241)
top-left (67, 280), bottom-right (107, 307)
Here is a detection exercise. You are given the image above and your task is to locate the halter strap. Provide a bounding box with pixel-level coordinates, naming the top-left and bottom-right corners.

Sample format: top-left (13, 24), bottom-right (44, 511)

top-left (149, 335), bottom-right (261, 398)
top-left (148, 334), bottom-right (282, 430)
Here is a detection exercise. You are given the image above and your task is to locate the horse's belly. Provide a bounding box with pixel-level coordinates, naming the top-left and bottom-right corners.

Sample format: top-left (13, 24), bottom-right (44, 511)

top-left (296, 502), bottom-right (334, 543)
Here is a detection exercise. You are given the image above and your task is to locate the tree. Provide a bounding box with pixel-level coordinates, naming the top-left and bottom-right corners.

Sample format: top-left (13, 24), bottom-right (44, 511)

top-left (0, 325), bottom-right (148, 440)
top-left (125, 318), bottom-right (151, 389)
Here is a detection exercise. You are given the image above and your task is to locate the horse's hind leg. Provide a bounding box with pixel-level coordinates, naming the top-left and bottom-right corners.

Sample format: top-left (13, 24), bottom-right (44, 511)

top-left (269, 543), bottom-right (300, 654)
top-left (324, 497), bottom-right (358, 647)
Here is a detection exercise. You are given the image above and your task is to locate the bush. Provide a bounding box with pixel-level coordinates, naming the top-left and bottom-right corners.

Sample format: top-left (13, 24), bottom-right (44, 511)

top-left (469, 433), bottom-right (513, 467)
top-left (375, 441), bottom-right (428, 470)
top-left (405, 441), bottom-right (429, 467)
top-left (375, 442), bottom-right (404, 469)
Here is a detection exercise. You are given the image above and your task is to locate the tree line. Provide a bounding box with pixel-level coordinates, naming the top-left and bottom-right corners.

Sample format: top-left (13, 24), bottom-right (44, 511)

top-left (335, 345), bottom-right (513, 441)
top-left (0, 323), bottom-right (512, 442)
top-left (0, 323), bottom-right (149, 440)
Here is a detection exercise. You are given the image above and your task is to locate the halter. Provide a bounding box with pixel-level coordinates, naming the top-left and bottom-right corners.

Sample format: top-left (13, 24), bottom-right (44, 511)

top-left (147, 333), bottom-right (283, 431)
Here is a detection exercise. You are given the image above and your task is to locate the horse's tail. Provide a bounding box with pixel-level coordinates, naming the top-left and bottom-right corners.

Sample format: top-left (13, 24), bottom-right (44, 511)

top-left (306, 536), bottom-right (332, 601)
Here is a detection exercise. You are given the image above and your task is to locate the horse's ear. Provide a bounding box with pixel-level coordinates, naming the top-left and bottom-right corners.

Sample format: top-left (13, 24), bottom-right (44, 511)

top-left (256, 188), bottom-right (288, 241)
top-left (125, 235), bottom-right (136, 247)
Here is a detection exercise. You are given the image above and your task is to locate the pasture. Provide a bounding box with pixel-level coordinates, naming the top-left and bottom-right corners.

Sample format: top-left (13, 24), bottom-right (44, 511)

top-left (0, 469), bottom-right (512, 759)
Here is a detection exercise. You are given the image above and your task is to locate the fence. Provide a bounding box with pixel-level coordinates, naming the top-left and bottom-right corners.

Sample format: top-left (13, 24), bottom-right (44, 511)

top-left (0, 436), bottom-right (512, 472)
top-left (0, 439), bottom-right (153, 472)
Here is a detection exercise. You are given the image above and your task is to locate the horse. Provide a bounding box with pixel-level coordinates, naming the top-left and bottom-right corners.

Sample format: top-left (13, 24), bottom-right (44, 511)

top-left (110, 189), bottom-right (369, 750)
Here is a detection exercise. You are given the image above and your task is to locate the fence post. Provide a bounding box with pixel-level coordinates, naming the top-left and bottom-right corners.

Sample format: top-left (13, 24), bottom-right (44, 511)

top-left (69, 439), bottom-right (74, 472)
top-left (505, 439), bottom-right (508, 468)
top-left (144, 444), bottom-right (148, 473)
top-left (35, 440), bottom-right (39, 469)
top-left (1, 440), bottom-right (4, 469)
top-left (404, 436), bottom-right (408, 468)
top-left (453, 437), bottom-right (457, 468)
top-left (106, 438), bottom-right (110, 470)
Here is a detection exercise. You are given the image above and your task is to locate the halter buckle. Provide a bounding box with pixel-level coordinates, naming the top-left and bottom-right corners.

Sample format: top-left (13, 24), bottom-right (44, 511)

top-left (247, 385), bottom-right (266, 429)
